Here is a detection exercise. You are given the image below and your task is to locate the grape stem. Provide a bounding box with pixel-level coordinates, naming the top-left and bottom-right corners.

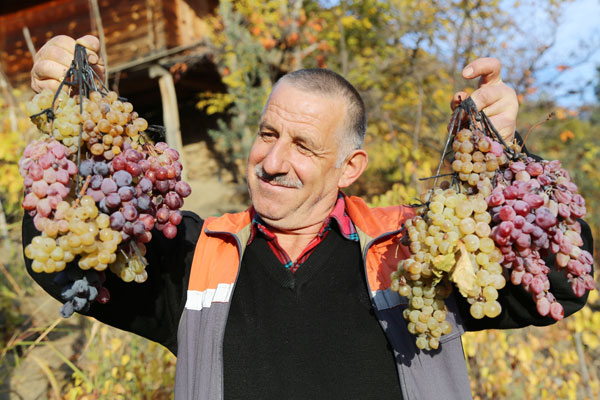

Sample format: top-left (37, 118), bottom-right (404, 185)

top-left (72, 175), bottom-right (91, 207)
top-left (427, 100), bottom-right (464, 208)
top-left (418, 172), bottom-right (455, 181)
top-left (522, 112), bottom-right (554, 149)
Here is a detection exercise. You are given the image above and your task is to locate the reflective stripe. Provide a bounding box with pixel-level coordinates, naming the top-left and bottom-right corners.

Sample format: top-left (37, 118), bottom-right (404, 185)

top-left (185, 283), bottom-right (234, 311)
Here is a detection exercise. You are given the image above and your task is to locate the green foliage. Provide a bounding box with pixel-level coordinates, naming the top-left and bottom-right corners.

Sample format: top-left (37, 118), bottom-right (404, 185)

top-left (0, 91), bottom-right (32, 221)
top-left (198, 0), bottom-right (332, 179)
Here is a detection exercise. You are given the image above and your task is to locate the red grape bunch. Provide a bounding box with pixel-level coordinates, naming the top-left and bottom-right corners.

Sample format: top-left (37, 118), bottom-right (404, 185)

top-left (22, 53), bottom-right (193, 314)
top-left (389, 98), bottom-right (594, 350)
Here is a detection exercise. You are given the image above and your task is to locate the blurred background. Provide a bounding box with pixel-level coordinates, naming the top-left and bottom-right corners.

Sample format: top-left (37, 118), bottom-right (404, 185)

top-left (0, 0), bottom-right (599, 398)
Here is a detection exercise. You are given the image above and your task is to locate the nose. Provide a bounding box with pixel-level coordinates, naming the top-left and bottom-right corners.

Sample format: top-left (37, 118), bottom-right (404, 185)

top-left (261, 139), bottom-right (290, 176)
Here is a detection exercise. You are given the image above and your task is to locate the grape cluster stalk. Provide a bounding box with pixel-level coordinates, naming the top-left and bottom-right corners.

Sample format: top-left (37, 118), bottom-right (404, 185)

top-left (21, 49), bottom-right (192, 315)
top-left (390, 100), bottom-right (594, 351)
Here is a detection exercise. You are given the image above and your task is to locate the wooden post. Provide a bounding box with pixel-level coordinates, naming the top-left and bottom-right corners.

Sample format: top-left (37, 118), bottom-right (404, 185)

top-left (148, 65), bottom-right (187, 181)
top-left (22, 26), bottom-right (36, 61)
top-left (89, 0), bottom-right (108, 87)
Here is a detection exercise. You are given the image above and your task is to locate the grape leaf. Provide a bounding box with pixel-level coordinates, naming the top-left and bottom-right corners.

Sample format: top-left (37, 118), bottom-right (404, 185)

top-left (451, 241), bottom-right (479, 298)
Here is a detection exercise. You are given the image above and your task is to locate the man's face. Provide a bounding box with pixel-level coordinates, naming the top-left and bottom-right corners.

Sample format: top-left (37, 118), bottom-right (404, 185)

top-left (247, 81), bottom-right (347, 231)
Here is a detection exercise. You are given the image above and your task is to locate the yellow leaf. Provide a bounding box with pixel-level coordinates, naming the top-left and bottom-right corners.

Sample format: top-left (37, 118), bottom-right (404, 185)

top-left (451, 242), bottom-right (479, 298)
top-left (433, 252), bottom-right (456, 273)
top-left (560, 129), bottom-right (574, 142)
top-left (121, 354), bottom-right (130, 366)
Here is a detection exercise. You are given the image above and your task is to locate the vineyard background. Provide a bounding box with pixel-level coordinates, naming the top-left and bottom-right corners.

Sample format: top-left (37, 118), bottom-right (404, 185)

top-left (1, 0), bottom-right (600, 399)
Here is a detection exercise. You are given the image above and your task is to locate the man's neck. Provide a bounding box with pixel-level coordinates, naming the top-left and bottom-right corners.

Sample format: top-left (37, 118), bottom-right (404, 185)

top-left (268, 220), bottom-right (326, 262)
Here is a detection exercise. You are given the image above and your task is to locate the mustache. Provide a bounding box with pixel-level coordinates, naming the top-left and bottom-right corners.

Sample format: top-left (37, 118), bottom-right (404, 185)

top-left (254, 165), bottom-right (303, 189)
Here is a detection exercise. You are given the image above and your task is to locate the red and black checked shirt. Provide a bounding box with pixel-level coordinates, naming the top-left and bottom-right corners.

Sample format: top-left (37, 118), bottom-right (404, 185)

top-left (248, 194), bottom-right (359, 273)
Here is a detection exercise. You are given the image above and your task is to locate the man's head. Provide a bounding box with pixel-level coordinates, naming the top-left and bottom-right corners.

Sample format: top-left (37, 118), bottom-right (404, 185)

top-left (247, 69), bottom-right (368, 231)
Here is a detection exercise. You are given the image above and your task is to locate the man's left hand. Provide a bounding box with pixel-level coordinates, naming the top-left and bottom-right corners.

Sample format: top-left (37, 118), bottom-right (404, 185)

top-left (451, 58), bottom-right (518, 143)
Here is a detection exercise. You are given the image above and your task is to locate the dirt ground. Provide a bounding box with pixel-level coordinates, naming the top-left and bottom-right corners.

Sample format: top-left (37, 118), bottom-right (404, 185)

top-left (1, 140), bottom-right (248, 400)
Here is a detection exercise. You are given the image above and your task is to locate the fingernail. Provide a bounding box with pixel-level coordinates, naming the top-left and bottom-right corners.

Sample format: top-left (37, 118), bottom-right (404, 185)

top-left (88, 54), bottom-right (98, 63)
top-left (463, 66), bottom-right (473, 78)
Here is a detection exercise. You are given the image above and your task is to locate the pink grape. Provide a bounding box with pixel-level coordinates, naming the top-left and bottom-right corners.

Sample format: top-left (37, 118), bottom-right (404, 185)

top-left (101, 178), bottom-right (118, 194)
top-left (549, 302), bottom-right (564, 320)
top-left (165, 192), bottom-right (182, 209)
top-left (509, 161), bottom-right (526, 173)
top-left (175, 181), bottom-right (192, 197)
top-left (122, 204), bottom-right (138, 221)
top-left (156, 207), bottom-right (170, 223)
top-left (163, 223), bottom-right (178, 239)
top-left (22, 193), bottom-right (39, 210)
top-left (29, 163), bottom-right (43, 180)
top-left (90, 174), bottom-right (103, 189)
top-left (535, 208), bottom-right (556, 230)
top-left (110, 212), bottom-right (126, 230)
top-left (118, 186), bottom-right (135, 201)
top-left (155, 180), bottom-right (169, 193)
top-left (112, 155), bottom-right (127, 171)
top-left (43, 168), bottom-right (57, 184)
top-left (106, 193), bottom-right (121, 209)
top-left (499, 206), bottom-right (516, 221)
top-left (32, 180), bottom-right (49, 197)
top-left (126, 162), bottom-right (142, 177)
top-left (513, 200), bottom-right (529, 216)
top-left (169, 211), bottom-right (183, 225)
top-left (536, 297), bottom-right (550, 316)
top-left (36, 198), bottom-right (52, 217)
top-left (113, 170), bottom-right (132, 187)
top-left (156, 167), bottom-right (168, 181)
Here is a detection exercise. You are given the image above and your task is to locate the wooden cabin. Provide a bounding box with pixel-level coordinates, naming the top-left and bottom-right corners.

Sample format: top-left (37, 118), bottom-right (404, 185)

top-left (0, 0), bottom-right (225, 176)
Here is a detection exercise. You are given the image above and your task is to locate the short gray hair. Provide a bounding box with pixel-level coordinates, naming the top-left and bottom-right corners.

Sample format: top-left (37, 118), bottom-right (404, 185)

top-left (274, 68), bottom-right (366, 167)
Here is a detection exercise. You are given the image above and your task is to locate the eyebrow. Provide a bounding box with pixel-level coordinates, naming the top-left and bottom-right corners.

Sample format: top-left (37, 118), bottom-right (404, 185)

top-left (259, 122), bottom-right (278, 132)
top-left (259, 121), bottom-right (320, 151)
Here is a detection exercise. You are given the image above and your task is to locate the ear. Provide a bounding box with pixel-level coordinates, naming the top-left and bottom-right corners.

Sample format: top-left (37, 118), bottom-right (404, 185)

top-left (337, 149), bottom-right (368, 188)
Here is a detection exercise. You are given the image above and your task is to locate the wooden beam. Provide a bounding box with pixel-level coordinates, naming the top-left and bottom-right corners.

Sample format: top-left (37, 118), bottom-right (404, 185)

top-left (21, 26), bottom-right (36, 62)
top-left (89, 0), bottom-right (108, 87)
top-left (148, 65), bottom-right (187, 181)
top-left (109, 39), bottom-right (208, 73)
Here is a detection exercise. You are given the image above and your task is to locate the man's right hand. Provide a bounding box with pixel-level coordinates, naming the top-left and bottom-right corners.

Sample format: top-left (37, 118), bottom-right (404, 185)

top-left (31, 35), bottom-right (105, 93)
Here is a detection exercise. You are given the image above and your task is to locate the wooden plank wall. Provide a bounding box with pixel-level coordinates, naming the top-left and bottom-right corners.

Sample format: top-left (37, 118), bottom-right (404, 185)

top-left (0, 0), bottom-right (215, 87)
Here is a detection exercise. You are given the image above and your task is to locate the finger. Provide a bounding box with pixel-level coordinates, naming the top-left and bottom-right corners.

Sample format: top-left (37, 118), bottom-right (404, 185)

top-left (32, 59), bottom-right (69, 84)
top-left (462, 57), bottom-right (502, 86)
top-left (450, 91), bottom-right (469, 111)
top-left (76, 35), bottom-right (101, 53)
top-left (34, 42), bottom-right (74, 70)
top-left (469, 85), bottom-right (506, 115)
top-left (76, 35), bottom-right (104, 67)
top-left (31, 78), bottom-right (61, 94)
top-left (35, 35), bottom-right (77, 63)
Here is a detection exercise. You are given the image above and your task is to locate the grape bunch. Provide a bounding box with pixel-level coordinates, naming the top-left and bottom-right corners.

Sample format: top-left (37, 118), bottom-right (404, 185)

top-left (487, 158), bottom-right (594, 320)
top-left (27, 89), bottom-right (148, 158)
top-left (19, 139), bottom-right (78, 231)
top-left (451, 128), bottom-right (508, 196)
top-left (22, 74), bottom-right (192, 316)
top-left (54, 267), bottom-right (110, 317)
top-left (389, 101), bottom-right (593, 350)
top-left (25, 194), bottom-right (122, 274)
top-left (391, 188), bottom-right (506, 350)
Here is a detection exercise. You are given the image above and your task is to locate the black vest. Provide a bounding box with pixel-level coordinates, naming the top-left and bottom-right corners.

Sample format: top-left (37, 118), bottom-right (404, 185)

top-left (223, 227), bottom-right (402, 399)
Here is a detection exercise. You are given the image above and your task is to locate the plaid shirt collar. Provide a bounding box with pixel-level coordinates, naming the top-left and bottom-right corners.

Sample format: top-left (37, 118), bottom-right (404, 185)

top-left (247, 193), bottom-right (359, 272)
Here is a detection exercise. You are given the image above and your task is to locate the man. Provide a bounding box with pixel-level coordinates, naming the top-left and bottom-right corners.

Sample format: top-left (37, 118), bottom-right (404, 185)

top-left (25, 35), bottom-right (591, 399)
